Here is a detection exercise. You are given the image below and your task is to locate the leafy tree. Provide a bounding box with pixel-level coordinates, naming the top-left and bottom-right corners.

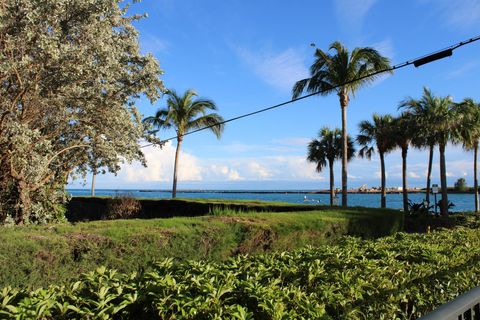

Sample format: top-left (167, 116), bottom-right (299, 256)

top-left (456, 98), bottom-right (480, 211)
top-left (307, 127), bottom-right (355, 206)
top-left (357, 114), bottom-right (396, 208)
top-left (292, 41), bottom-right (392, 206)
top-left (392, 112), bottom-right (417, 213)
top-left (0, 0), bottom-right (165, 224)
top-left (454, 178), bottom-right (468, 192)
top-left (143, 89), bottom-right (224, 198)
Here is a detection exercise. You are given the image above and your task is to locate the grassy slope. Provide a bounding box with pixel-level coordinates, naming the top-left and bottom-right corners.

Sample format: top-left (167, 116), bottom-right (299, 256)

top-left (0, 206), bottom-right (402, 288)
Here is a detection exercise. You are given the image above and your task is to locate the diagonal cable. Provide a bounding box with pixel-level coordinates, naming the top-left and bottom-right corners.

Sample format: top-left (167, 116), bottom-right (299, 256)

top-left (141, 35), bottom-right (480, 148)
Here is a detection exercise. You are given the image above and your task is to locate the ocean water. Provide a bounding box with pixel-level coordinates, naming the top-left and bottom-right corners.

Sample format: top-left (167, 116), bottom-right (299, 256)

top-left (67, 189), bottom-right (476, 212)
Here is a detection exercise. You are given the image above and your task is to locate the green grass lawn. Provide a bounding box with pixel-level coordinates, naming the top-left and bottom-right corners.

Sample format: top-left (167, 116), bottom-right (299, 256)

top-left (0, 205), bottom-right (402, 288)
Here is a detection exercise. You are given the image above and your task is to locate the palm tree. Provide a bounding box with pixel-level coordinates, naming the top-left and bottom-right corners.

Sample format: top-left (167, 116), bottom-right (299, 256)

top-left (399, 88), bottom-right (438, 207)
top-left (404, 91), bottom-right (458, 216)
top-left (434, 96), bottom-right (459, 216)
top-left (392, 112), bottom-right (416, 213)
top-left (357, 114), bottom-right (396, 208)
top-left (457, 98), bottom-right (480, 212)
top-left (143, 89), bottom-right (224, 198)
top-left (292, 41), bottom-right (392, 206)
top-left (307, 127), bottom-right (355, 206)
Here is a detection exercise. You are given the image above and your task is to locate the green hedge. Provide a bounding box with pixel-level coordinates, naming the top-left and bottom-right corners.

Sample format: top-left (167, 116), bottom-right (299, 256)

top-left (66, 197), bottom-right (326, 221)
top-left (0, 207), bottom-right (402, 288)
top-left (1, 226), bottom-right (480, 319)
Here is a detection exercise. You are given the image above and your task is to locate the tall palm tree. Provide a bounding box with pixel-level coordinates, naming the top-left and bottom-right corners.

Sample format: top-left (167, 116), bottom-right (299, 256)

top-left (307, 127), bottom-right (355, 206)
top-left (434, 96), bottom-right (459, 216)
top-left (143, 89), bottom-right (224, 198)
top-left (357, 114), bottom-right (396, 208)
top-left (457, 98), bottom-right (480, 212)
top-left (399, 88), bottom-right (438, 207)
top-left (392, 112), bottom-right (416, 213)
top-left (403, 91), bottom-right (458, 216)
top-left (292, 41), bottom-right (392, 206)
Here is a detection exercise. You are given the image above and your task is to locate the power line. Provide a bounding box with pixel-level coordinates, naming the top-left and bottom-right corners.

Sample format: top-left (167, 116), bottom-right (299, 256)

top-left (141, 35), bottom-right (480, 148)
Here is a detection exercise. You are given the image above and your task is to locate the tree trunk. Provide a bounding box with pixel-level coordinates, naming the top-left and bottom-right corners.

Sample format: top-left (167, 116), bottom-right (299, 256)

top-left (439, 143), bottom-right (448, 216)
top-left (425, 144), bottom-right (434, 206)
top-left (475, 143), bottom-right (478, 213)
top-left (340, 93), bottom-right (349, 207)
top-left (402, 146), bottom-right (409, 213)
top-left (380, 151), bottom-right (386, 208)
top-left (329, 159), bottom-right (334, 206)
top-left (17, 179), bottom-right (31, 224)
top-left (172, 137), bottom-right (183, 198)
top-left (91, 172), bottom-right (96, 197)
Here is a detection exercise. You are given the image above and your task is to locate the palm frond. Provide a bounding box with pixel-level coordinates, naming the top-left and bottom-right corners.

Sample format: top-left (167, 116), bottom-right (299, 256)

top-left (188, 114), bottom-right (225, 139)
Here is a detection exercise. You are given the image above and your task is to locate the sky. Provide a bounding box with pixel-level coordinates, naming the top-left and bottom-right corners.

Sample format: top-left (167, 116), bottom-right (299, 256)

top-left (69, 0), bottom-right (480, 190)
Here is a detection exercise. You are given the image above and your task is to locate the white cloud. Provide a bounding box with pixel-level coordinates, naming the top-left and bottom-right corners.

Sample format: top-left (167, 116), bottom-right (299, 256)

top-left (228, 170), bottom-right (242, 181)
top-left (69, 140), bottom-right (480, 190)
top-left (268, 156), bottom-right (325, 180)
top-left (197, 155), bottom-right (325, 182)
top-left (206, 165), bottom-right (244, 181)
top-left (215, 138), bottom-right (311, 155)
top-left (121, 141), bottom-right (201, 183)
top-left (446, 60), bottom-right (480, 79)
top-left (374, 170), bottom-right (387, 179)
top-left (370, 38), bottom-right (395, 61)
top-left (141, 34), bottom-right (170, 55)
top-left (419, 0), bottom-right (480, 29)
top-left (443, 0), bottom-right (480, 28)
top-left (234, 46), bottom-right (309, 92)
top-left (246, 162), bottom-right (273, 179)
top-left (272, 137), bottom-right (311, 147)
top-left (408, 171), bottom-right (421, 179)
top-left (334, 0), bottom-right (378, 29)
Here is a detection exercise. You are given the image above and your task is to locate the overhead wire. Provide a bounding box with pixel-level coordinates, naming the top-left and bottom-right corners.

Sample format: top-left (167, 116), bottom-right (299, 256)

top-left (140, 35), bottom-right (480, 148)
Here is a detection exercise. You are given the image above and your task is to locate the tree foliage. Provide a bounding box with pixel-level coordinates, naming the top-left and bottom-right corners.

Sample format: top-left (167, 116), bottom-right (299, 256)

top-left (292, 41), bottom-right (392, 206)
top-left (307, 127), bottom-right (355, 205)
top-left (307, 127), bottom-right (355, 173)
top-left (454, 178), bottom-right (468, 192)
top-left (143, 89), bottom-right (224, 198)
top-left (0, 0), bottom-right (165, 224)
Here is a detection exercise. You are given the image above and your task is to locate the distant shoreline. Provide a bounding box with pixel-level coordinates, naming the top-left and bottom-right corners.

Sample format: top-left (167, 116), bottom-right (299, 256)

top-left (68, 189), bottom-right (477, 195)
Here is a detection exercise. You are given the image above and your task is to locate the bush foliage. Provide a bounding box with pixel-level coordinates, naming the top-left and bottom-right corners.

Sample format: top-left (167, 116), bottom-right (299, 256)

top-left (105, 196), bottom-right (141, 220)
top-left (0, 207), bottom-right (402, 288)
top-left (1, 226), bottom-right (480, 319)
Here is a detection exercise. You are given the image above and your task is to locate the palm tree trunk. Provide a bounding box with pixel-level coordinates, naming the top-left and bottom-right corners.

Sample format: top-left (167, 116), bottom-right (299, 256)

top-left (91, 172), bottom-right (96, 197)
top-left (402, 146), bottom-right (408, 213)
top-left (425, 144), bottom-right (434, 206)
top-left (475, 143), bottom-right (478, 212)
top-left (439, 143), bottom-right (448, 216)
top-left (172, 138), bottom-right (183, 198)
top-left (329, 159), bottom-right (334, 206)
top-left (380, 151), bottom-right (386, 208)
top-left (340, 101), bottom-right (348, 207)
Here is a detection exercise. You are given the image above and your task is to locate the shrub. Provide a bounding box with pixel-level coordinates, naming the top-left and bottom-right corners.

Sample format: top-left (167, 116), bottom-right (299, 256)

top-left (106, 195), bottom-right (141, 220)
top-left (2, 226), bottom-right (480, 319)
top-left (407, 200), bottom-right (432, 216)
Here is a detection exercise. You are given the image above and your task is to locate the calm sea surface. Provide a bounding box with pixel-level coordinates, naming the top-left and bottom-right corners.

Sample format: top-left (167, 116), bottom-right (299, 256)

top-left (67, 189), bottom-right (476, 212)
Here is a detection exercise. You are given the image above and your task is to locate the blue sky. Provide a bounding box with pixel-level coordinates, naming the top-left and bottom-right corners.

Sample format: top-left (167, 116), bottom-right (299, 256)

top-left (69, 0), bottom-right (480, 190)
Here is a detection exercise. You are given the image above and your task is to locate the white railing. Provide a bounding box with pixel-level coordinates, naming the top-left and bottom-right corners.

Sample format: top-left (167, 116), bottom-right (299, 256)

top-left (419, 287), bottom-right (480, 320)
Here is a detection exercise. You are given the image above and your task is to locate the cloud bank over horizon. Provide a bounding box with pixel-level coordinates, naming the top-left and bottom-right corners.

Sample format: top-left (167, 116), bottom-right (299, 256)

top-left (68, 139), bottom-right (477, 191)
